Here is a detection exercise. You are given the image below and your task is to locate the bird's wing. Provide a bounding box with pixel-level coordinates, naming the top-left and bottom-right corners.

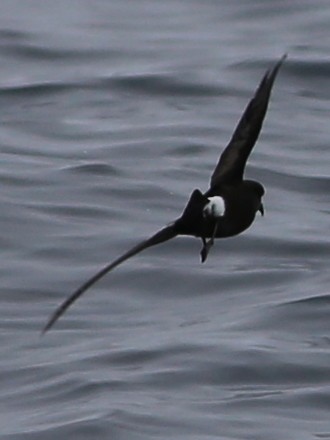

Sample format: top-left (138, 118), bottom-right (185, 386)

top-left (42, 224), bottom-right (177, 334)
top-left (210, 55), bottom-right (286, 189)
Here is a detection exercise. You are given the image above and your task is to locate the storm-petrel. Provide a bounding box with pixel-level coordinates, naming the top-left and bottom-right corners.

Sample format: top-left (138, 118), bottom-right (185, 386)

top-left (43, 55), bottom-right (286, 333)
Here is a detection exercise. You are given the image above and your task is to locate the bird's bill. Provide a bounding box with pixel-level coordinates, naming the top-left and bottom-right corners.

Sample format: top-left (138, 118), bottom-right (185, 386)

top-left (258, 203), bottom-right (264, 216)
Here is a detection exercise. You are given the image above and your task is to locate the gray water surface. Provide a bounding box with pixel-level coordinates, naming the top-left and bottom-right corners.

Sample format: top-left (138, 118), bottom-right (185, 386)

top-left (1, 1), bottom-right (330, 439)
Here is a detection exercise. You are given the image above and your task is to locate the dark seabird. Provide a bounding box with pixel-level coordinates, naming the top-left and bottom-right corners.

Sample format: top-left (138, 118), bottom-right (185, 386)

top-left (43, 55), bottom-right (286, 334)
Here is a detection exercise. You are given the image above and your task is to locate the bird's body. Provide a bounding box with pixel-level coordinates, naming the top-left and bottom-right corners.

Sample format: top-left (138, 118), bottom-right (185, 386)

top-left (43, 55), bottom-right (286, 334)
top-left (175, 179), bottom-right (264, 239)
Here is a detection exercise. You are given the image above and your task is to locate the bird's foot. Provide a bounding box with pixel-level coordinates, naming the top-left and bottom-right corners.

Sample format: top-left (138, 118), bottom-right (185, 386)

top-left (200, 239), bottom-right (214, 263)
top-left (200, 220), bottom-right (218, 263)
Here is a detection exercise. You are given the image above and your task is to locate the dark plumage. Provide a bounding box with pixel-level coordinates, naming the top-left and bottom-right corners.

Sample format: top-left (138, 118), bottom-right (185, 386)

top-left (43, 55), bottom-right (286, 334)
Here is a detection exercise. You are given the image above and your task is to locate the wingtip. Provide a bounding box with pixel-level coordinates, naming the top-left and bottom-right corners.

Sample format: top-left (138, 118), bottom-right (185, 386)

top-left (268, 54), bottom-right (287, 78)
top-left (41, 313), bottom-right (57, 336)
top-left (260, 54), bottom-right (286, 95)
top-left (277, 53), bottom-right (288, 68)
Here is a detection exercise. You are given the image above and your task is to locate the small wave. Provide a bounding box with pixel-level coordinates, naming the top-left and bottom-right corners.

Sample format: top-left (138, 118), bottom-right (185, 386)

top-left (283, 293), bottom-right (330, 308)
top-left (257, 168), bottom-right (330, 195)
top-left (0, 80), bottom-right (77, 97)
top-left (102, 73), bottom-right (225, 97)
top-left (65, 162), bottom-right (121, 176)
top-left (288, 59), bottom-right (330, 79)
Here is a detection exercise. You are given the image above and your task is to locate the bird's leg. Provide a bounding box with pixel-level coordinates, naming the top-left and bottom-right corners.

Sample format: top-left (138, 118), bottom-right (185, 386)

top-left (209, 220), bottom-right (219, 246)
top-left (200, 221), bottom-right (219, 263)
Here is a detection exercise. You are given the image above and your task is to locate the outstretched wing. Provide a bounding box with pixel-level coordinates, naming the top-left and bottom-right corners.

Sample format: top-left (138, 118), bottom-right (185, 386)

top-left (42, 224), bottom-right (177, 334)
top-left (210, 55), bottom-right (286, 189)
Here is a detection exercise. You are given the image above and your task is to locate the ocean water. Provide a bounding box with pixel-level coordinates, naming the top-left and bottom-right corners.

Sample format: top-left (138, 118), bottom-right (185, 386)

top-left (1, 1), bottom-right (330, 439)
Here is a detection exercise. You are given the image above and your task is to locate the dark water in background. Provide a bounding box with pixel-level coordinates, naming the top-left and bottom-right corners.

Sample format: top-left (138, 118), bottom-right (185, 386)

top-left (1, 0), bottom-right (330, 438)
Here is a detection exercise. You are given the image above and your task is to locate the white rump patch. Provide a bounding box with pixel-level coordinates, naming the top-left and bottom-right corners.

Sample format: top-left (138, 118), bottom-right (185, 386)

top-left (203, 196), bottom-right (225, 218)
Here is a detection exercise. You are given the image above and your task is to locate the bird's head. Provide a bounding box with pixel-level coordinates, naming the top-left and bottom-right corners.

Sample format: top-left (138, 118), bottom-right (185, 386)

top-left (244, 180), bottom-right (265, 216)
